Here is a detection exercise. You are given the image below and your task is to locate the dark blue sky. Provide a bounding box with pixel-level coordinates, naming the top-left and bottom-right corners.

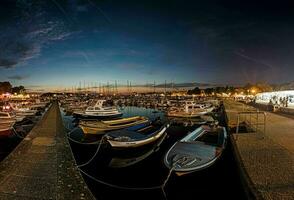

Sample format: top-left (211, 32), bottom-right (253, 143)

top-left (1, 0), bottom-right (294, 90)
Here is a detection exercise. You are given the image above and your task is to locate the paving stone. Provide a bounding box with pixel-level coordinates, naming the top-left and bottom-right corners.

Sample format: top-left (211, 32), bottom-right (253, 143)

top-left (225, 100), bottom-right (294, 200)
top-left (0, 102), bottom-right (95, 200)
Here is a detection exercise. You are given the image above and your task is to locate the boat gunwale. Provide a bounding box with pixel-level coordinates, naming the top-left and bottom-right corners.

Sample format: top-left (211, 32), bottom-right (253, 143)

top-left (79, 118), bottom-right (150, 133)
top-left (106, 123), bottom-right (169, 148)
top-left (164, 126), bottom-right (227, 174)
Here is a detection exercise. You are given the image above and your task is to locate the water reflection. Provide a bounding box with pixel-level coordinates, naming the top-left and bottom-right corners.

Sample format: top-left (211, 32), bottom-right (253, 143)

top-left (108, 133), bottom-right (167, 168)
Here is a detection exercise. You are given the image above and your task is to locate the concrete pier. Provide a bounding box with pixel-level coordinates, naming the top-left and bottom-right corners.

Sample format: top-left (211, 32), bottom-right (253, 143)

top-left (224, 99), bottom-right (294, 200)
top-left (0, 102), bottom-right (95, 199)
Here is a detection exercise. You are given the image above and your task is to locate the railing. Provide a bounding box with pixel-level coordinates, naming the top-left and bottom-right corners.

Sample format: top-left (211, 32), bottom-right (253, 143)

top-left (236, 111), bottom-right (266, 134)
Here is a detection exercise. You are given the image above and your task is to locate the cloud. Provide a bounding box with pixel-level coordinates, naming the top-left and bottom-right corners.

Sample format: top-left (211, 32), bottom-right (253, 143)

top-left (7, 75), bottom-right (30, 80)
top-left (62, 48), bottom-right (146, 65)
top-left (0, 59), bottom-right (17, 68)
top-left (63, 50), bottom-right (93, 64)
top-left (0, 38), bottom-right (42, 69)
top-left (0, 1), bottom-right (73, 69)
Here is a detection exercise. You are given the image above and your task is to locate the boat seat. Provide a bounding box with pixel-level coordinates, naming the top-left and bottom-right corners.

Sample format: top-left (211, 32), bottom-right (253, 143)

top-left (169, 142), bottom-right (217, 161)
top-left (107, 130), bottom-right (147, 140)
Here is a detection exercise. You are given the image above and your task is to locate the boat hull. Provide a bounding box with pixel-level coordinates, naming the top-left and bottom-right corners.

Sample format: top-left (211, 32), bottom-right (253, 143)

top-left (0, 123), bottom-right (14, 132)
top-left (167, 107), bottom-right (214, 118)
top-left (0, 129), bottom-right (13, 137)
top-left (164, 126), bottom-right (227, 176)
top-left (79, 117), bottom-right (149, 134)
top-left (73, 112), bottom-right (123, 119)
top-left (107, 124), bottom-right (169, 148)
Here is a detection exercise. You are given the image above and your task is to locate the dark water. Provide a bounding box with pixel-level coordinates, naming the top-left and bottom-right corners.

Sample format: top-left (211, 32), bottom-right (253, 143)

top-left (62, 106), bottom-right (247, 200)
top-left (0, 116), bottom-right (41, 162)
top-left (0, 136), bottom-right (21, 161)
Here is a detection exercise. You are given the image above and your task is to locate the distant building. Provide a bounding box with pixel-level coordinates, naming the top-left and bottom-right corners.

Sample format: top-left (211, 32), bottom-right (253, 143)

top-left (171, 91), bottom-right (187, 97)
top-left (255, 90), bottom-right (294, 107)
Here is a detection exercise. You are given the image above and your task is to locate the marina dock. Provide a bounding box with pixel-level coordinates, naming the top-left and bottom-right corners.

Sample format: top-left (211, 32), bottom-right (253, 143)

top-left (0, 102), bottom-right (94, 199)
top-left (224, 99), bottom-right (294, 200)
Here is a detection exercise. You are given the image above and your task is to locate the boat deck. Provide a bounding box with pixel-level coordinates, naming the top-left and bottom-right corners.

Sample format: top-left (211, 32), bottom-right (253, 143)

top-left (224, 99), bottom-right (294, 200)
top-left (0, 102), bottom-right (94, 199)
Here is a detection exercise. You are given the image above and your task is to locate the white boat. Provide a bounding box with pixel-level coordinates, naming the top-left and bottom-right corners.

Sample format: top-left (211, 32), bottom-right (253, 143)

top-left (79, 116), bottom-right (150, 134)
top-left (164, 125), bottom-right (227, 176)
top-left (0, 112), bottom-right (16, 124)
top-left (9, 103), bottom-right (38, 117)
top-left (73, 100), bottom-right (123, 119)
top-left (105, 122), bottom-right (170, 148)
top-left (30, 99), bottom-right (48, 109)
top-left (14, 108), bottom-right (38, 117)
top-left (169, 115), bottom-right (218, 126)
top-left (0, 112), bottom-right (16, 131)
top-left (167, 102), bottom-right (214, 118)
top-left (108, 132), bottom-right (167, 168)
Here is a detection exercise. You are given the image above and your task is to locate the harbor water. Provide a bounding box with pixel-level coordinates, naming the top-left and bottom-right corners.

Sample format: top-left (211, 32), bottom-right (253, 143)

top-left (62, 106), bottom-right (247, 200)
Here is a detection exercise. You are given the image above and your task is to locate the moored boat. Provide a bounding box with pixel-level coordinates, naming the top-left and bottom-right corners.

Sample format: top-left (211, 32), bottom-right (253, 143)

top-left (8, 103), bottom-right (38, 117)
top-left (79, 116), bottom-right (150, 134)
top-left (0, 123), bottom-right (14, 132)
top-left (169, 115), bottom-right (218, 126)
top-left (108, 132), bottom-right (167, 168)
top-left (164, 125), bottom-right (227, 176)
top-left (105, 121), bottom-right (170, 148)
top-left (0, 112), bottom-right (16, 125)
top-left (167, 102), bottom-right (214, 118)
top-left (14, 108), bottom-right (38, 117)
top-left (0, 112), bottom-right (15, 133)
top-left (73, 100), bottom-right (122, 119)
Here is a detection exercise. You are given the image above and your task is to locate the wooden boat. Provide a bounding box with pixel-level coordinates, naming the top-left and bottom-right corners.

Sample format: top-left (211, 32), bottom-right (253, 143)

top-left (164, 125), bottom-right (227, 176)
top-left (108, 133), bottom-right (167, 168)
top-left (0, 112), bottom-right (15, 132)
top-left (167, 103), bottom-right (214, 118)
top-left (79, 116), bottom-right (150, 134)
top-left (0, 123), bottom-right (14, 132)
top-left (105, 121), bottom-right (170, 148)
top-left (14, 108), bottom-right (38, 117)
top-left (169, 115), bottom-right (218, 126)
top-left (9, 103), bottom-right (38, 117)
top-left (73, 100), bottom-right (122, 119)
top-left (0, 112), bottom-right (16, 125)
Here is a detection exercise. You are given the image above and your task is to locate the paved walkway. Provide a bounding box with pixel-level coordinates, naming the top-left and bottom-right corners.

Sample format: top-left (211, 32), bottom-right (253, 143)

top-left (224, 99), bottom-right (294, 200)
top-left (0, 102), bottom-right (95, 199)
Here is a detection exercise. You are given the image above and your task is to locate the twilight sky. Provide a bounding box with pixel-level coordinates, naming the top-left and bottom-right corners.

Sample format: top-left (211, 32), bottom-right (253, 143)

top-left (0, 0), bottom-right (294, 91)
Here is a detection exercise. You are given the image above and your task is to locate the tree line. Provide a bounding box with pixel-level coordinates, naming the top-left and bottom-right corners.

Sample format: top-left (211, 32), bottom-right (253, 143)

top-left (187, 83), bottom-right (274, 95)
top-left (0, 82), bottom-right (26, 94)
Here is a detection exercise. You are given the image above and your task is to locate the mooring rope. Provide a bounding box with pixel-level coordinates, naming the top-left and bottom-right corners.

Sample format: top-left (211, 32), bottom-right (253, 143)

top-left (63, 118), bottom-right (73, 132)
top-left (77, 146), bottom-right (180, 199)
top-left (11, 127), bottom-right (26, 139)
top-left (77, 136), bottom-right (106, 167)
top-left (64, 119), bottom-right (177, 198)
top-left (79, 169), bottom-right (163, 190)
top-left (66, 127), bottom-right (103, 145)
